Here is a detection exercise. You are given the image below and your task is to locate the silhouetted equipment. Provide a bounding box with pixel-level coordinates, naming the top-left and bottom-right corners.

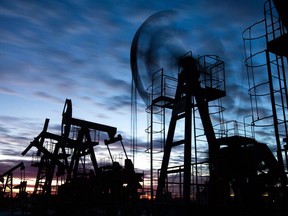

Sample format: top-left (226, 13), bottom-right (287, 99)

top-left (21, 98), bottom-right (143, 214)
top-left (22, 118), bottom-right (68, 195)
top-left (1, 0), bottom-right (287, 215)
top-left (139, 45), bottom-right (286, 213)
top-left (0, 162), bottom-right (26, 198)
top-left (155, 54), bottom-right (226, 204)
top-left (272, 0), bottom-right (288, 31)
top-left (216, 136), bottom-right (283, 209)
top-left (131, 0), bottom-right (287, 214)
top-left (140, 53), bottom-right (285, 216)
top-left (266, 0), bottom-right (288, 57)
top-left (58, 99), bottom-right (143, 211)
top-left (243, 0), bottom-right (288, 202)
top-left (61, 99), bottom-right (118, 141)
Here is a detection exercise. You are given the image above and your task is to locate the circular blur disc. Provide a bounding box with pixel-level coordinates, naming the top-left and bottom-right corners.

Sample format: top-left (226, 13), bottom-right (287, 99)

top-left (130, 10), bottom-right (184, 106)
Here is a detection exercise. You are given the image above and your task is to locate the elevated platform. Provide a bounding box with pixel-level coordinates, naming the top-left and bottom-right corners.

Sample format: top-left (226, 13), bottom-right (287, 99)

top-left (152, 95), bottom-right (175, 109)
top-left (267, 33), bottom-right (288, 57)
top-left (152, 87), bottom-right (226, 109)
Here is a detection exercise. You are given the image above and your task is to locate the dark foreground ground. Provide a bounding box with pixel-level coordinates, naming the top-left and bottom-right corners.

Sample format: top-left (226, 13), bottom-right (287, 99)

top-left (1, 197), bottom-right (287, 216)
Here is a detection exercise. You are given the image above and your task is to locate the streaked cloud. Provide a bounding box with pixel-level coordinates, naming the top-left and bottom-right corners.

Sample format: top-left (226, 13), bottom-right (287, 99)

top-left (0, 0), bottom-right (270, 176)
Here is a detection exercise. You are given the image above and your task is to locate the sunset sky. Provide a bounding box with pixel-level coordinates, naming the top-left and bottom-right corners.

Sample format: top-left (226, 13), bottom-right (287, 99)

top-left (0, 0), bottom-right (270, 191)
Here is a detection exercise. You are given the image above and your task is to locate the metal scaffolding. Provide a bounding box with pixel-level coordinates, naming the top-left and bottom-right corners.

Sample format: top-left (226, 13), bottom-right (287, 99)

top-left (243, 0), bottom-right (288, 190)
top-left (145, 52), bottom-right (227, 203)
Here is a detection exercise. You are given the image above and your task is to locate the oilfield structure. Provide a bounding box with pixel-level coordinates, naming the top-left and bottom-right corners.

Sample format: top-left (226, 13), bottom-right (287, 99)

top-left (0, 0), bottom-right (287, 215)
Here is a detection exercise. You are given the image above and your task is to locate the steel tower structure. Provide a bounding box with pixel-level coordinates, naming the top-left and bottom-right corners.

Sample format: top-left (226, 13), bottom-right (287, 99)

top-left (149, 53), bottom-right (226, 204)
top-left (243, 0), bottom-right (288, 193)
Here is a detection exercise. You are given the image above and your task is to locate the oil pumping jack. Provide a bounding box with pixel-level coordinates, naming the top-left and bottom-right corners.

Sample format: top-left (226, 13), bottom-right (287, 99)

top-left (22, 99), bottom-right (143, 204)
top-left (154, 54), bottom-right (284, 210)
top-left (58, 98), bottom-right (143, 203)
top-left (130, 10), bottom-right (284, 211)
top-left (0, 162), bottom-right (26, 198)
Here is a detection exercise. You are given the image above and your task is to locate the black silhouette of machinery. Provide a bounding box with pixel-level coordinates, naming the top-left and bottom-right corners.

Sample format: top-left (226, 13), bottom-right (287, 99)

top-left (272, 0), bottom-right (288, 31)
top-left (243, 0), bottom-right (288, 204)
top-left (217, 137), bottom-right (282, 209)
top-left (155, 54), bottom-right (226, 204)
top-left (21, 99), bottom-right (143, 214)
top-left (22, 118), bottom-right (68, 195)
top-left (133, 53), bottom-right (284, 215)
top-left (130, 2), bottom-right (287, 213)
top-left (58, 99), bottom-right (143, 208)
top-left (0, 1), bottom-right (285, 215)
top-left (60, 98), bottom-right (121, 182)
top-left (0, 162), bottom-right (26, 198)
